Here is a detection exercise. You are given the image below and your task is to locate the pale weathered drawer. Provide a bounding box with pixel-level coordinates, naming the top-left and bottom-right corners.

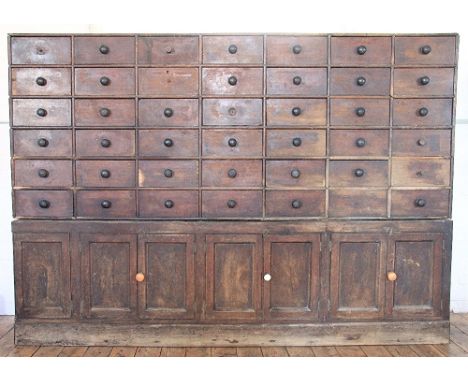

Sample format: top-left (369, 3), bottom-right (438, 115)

top-left (74, 36), bottom-right (135, 64)
top-left (394, 36), bottom-right (456, 65)
top-left (328, 189), bottom-right (387, 218)
top-left (76, 160), bottom-right (136, 188)
top-left (139, 190), bottom-right (199, 218)
top-left (138, 160), bottom-right (199, 188)
top-left (202, 160), bottom-right (263, 187)
top-left (139, 68), bottom-right (198, 96)
top-left (11, 37), bottom-right (71, 65)
top-left (330, 98), bottom-right (390, 126)
top-left (76, 190), bottom-right (136, 218)
top-left (330, 68), bottom-right (390, 96)
top-left (14, 190), bottom-right (73, 218)
top-left (75, 99), bottom-right (135, 127)
top-left (266, 129), bottom-right (326, 157)
top-left (202, 68), bottom-right (263, 96)
top-left (75, 68), bottom-right (135, 96)
top-left (138, 129), bottom-right (199, 157)
top-left (267, 99), bottom-right (327, 126)
top-left (266, 36), bottom-right (328, 66)
top-left (265, 190), bottom-right (326, 217)
top-left (266, 160), bottom-right (326, 188)
top-left (76, 130), bottom-right (135, 157)
top-left (138, 36), bottom-right (199, 65)
top-left (391, 189), bottom-right (450, 218)
top-left (139, 99), bottom-right (198, 127)
top-left (202, 129), bottom-right (263, 157)
top-left (202, 190), bottom-right (262, 218)
top-left (12, 99), bottom-right (71, 127)
top-left (393, 68), bottom-right (455, 97)
top-left (203, 36), bottom-right (263, 64)
top-left (14, 159), bottom-right (72, 187)
top-left (203, 98), bottom-right (263, 126)
top-left (330, 36), bottom-right (392, 66)
top-left (392, 99), bottom-right (453, 127)
top-left (266, 68), bottom-right (327, 96)
top-left (329, 129), bottom-right (389, 157)
top-left (12, 130), bottom-right (72, 157)
top-left (11, 68), bottom-right (71, 96)
top-left (391, 158), bottom-right (451, 187)
top-left (392, 129), bottom-right (451, 157)
top-left (329, 160), bottom-right (388, 187)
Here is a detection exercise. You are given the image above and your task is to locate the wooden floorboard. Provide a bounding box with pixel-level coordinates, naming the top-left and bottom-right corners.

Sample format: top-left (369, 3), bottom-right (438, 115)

top-left (211, 347), bottom-right (237, 357)
top-left (0, 330), bottom-right (16, 357)
top-left (58, 347), bottom-right (88, 357)
top-left (0, 316), bottom-right (15, 340)
top-left (83, 347), bottom-right (112, 357)
top-left (110, 347), bottom-right (137, 357)
top-left (450, 325), bottom-right (468, 352)
top-left (311, 346), bottom-right (339, 357)
top-left (409, 344), bottom-right (446, 357)
top-left (7, 345), bottom-right (39, 357)
top-left (33, 346), bottom-right (64, 357)
top-left (186, 347), bottom-right (212, 357)
top-left (385, 345), bottom-right (418, 357)
top-left (261, 347), bottom-right (289, 357)
top-left (286, 346), bottom-right (315, 357)
top-left (336, 346), bottom-right (367, 357)
top-left (135, 347), bottom-right (162, 357)
top-left (236, 347), bottom-right (263, 357)
top-left (433, 342), bottom-right (468, 357)
top-left (160, 347), bottom-right (186, 357)
top-left (360, 345), bottom-right (392, 357)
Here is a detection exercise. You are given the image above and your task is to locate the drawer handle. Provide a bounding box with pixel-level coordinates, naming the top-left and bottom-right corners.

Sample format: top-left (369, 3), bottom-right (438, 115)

top-left (164, 108), bottom-right (174, 118)
top-left (293, 76), bottom-right (302, 85)
top-left (356, 76), bottom-right (366, 86)
top-left (228, 44), bottom-right (238, 54)
top-left (291, 199), bottom-right (302, 209)
top-left (387, 271), bottom-right (397, 281)
top-left (37, 138), bottom-right (49, 147)
top-left (421, 45), bottom-right (432, 55)
top-left (228, 76), bottom-right (238, 86)
top-left (37, 168), bottom-right (49, 178)
top-left (35, 46), bottom-right (46, 56)
top-left (227, 199), bottom-right (237, 208)
top-left (35, 77), bottom-right (47, 86)
top-left (354, 168), bottom-right (365, 177)
top-left (292, 44), bottom-right (302, 54)
top-left (135, 273), bottom-right (145, 282)
top-left (228, 138), bottom-right (238, 147)
top-left (264, 273), bottom-right (272, 281)
top-left (417, 138), bottom-right (426, 146)
top-left (165, 46), bottom-right (175, 54)
top-left (418, 107), bottom-right (429, 117)
top-left (100, 169), bottom-right (111, 178)
top-left (38, 199), bottom-right (50, 209)
top-left (164, 168), bottom-right (174, 178)
top-left (99, 107), bottom-right (111, 117)
top-left (415, 198), bottom-right (426, 207)
top-left (163, 138), bottom-right (174, 147)
top-left (227, 168), bottom-right (237, 178)
top-left (292, 137), bottom-right (302, 147)
top-left (356, 45), bottom-right (367, 55)
top-left (355, 138), bottom-right (367, 147)
top-left (36, 108), bottom-right (47, 117)
top-left (99, 44), bottom-right (110, 54)
top-left (164, 199), bottom-right (174, 208)
top-left (100, 138), bottom-right (112, 148)
top-left (292, 107), bottom-right (302, 117)
top-left (419, 76), bottom-right (431, 85)
top-left (290, 168), bottom-right (301, 178)
top-left (355, 107), bottom-right (366, 117)
top-left (99, 76), bottom-right (111, 86)
top-left (101, 200), bottom-right (112, 209)
top-left (228, 107), bottom-right (237, 116)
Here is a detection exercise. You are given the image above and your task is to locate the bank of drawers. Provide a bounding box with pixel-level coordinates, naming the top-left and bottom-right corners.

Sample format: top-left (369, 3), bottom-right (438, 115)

top-left (10, 34), bottom-right (456, 219)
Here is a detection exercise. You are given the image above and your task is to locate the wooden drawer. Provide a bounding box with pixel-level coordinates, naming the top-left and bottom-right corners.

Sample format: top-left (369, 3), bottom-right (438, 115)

top-left (11, 68), bottom-right (71, 96)
top-left (76, 130), bottom-right (135, 157)
top-left (202, 129), bottom-right (262, 157)
top-left (329, 129), bottom-right (389, 157)
top-left (139, 190), bottom-right (199, 218)
top-left (266, 36), bottom-right (328, 66)
top-left (202, 160), bottom-right (263, 187)
top-left (14, 160), bottom-right (72, 187)
top-left (138, 36), bottom-right (199, 65)
top-left (329, 160), bottom-right (388, 187)
top-left (391, 158), bottom-right (450, 187)
top-left (12, 99), bottom-right (71, 127)
top-left (330, 68), bottom-right (390, 96)
top-left (266, 129), bottom-right (326, 157)
top-left (330, 37), bottom-right (392, 66)
top-left (76, 190), bottom-right (136, 218)
top-left (393, 68), bottom-right (455, 97)
top-left (12, 130), bottom-right (72, 157)
top-left (74, 36), bottom-right (135, 64)
top-left (392, 99), bottom-right (453, 126)
top-left (266, 68), bottom-right (327, 96)
top-left (76, 160), bottom-right (135, 188)
top-left (138, 129), bottom-right (198, 157)
top-left (138, 160), bottom-right (198, 188)
top-left (75, 99), bottom-right (135, 127)
top-left (330, 98), bottom-right (390, 126)
top-left (395, 36), bottom-right (456, 65)
top-left (329, 189), bottom-right (387, 218)
top-left (392, 129), bottom-right (451, 157)
top-left (203, 36), bottom-right (263, 64)
top-left (265, 190), bottom-right (326, 217)
top-left (11, 37), bottom-right (71, 65)
top-left (14, 190), bottom-right (73, 218)
top-left (139, 99), bottom-right (198, 127)
top-left (139, 68), bottom-right (198, 96)
top-left (391, 189), bottom-right (450, 218)
top-left (75, 68), bottom-right (135, 96)
top-left (202, 190), bottom-right (262, 218)
top-left (202, 68), bottom-right (263, 96)
top-left (267, 98), bottom-right (327, 126)
top-left (266, 160), bottom-right (326, 188)
top-left (203, 98), bottom-right (263, 126)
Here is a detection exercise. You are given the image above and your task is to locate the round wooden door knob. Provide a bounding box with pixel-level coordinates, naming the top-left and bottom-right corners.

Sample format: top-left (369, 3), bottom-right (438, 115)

top-left (135, 273), bottom-right (145, 282)
top-left (387, 271), bottom-right (397, 281)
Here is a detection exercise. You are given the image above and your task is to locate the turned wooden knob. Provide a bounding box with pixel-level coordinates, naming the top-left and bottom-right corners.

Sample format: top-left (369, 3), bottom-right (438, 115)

top-left (135, 273), bottom-right (145, 282)
top-left (387, 271), bottom-right (397, 281)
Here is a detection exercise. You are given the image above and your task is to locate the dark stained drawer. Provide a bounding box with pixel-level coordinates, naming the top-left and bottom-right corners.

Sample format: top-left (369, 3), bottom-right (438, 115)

top-left (11, 68), bottom-right (71, 96)
top-left (203, 98), bottom-right (263, 126)
top-left (202, 68), bottom-right (263, 96)
top-left (139, 99), bottom-right (198, 127)
top-left (12, 130), bottom-right (72, 157)
top-left (11, 37), bottom-right (71, 65)
top-left (139, 68), bottom-right (198, 96)
top-left (330, 68), bottom-right (390, 96)
top-left (266, 36), bottom-right (328, 66)
top-left (266, 160), bottom-right (326, 188)
top-left (266, 68), bottom-right (327, 96)
top-left (138, 160), bottom-right (199, 188)
top-left (392, 99), bottom-right (453, 126)
top-left (394, 36), bottom-right (456, 65)
top-left (328, 189), bottom-right (387, 218)
top-left (75, 99), bottom-right (135, 127)
top-left (391, 158), bottom-right (450, 187)
top-left (265, 190), bottom-right (326, 217)
top-left (267, 98), bottom-right (327, 126)
top-left (138, 36), bottom-right (199, 65)
top-left (203, 36), bottom-right (263, 64)
top-left (76, 130), bottom-right (135, 157)
top-left (139, 190), bottom-right (199, 218)
top-left (266, 129), bottom-right (326, 157)
top-left (14, 190), bottom-right (73, 218)
top-left (75, 68), bottom-right (135, 96)
top-left (202, 190), bottom-right (262, 218)
top-left (393, 68), bottom-right (455, 97)
top-left (76, 160), bottom-right (136, 188)
top-left (329, 160), bottom-right (388, 187)
top-left (330, 98), bottom-right (390, 126)
top-left (202, 160), bottom-right (263, 187)
top-left (202, 129), bottom-right (263, 157)
top-left (329, 129), bottom-right (389, 157)
top-left (12, 99), bottom-right (71, 127)
top-left (138, 129), bottom-right (198, 157)
top-left (14, 160), bottom-right (72, 187)
top-left (392, 129), bottom-right (451, 157)
top-left (76, 190), bottom-right (136, 218)
top-left (74, 36), bottom-right (135, 64)
top-left (330, 37), bottom-right (392, 66)
top-left (391, 189), bottom-right (450, 218)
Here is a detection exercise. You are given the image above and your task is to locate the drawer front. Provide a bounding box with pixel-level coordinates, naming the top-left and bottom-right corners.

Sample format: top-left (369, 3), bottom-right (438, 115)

top-left (393, 99), bottom-right (453, 126)
top-left (76, 190), bottom-right (136, 218)
top-left (14, 190), bottom-right (73, 218)
top-left (266, 160), bottom-right (326, 188)
top-left (267, 98), bottom-right (327, 126)
top-left (139, 99), bottom-right (198, 127)
top-left (266, 36), bottom-right (328, 66)
top-left (138, 129), bottom-right (198, 157)
top-left (266, 68), bottom-right (327, 96)
top-left (76, 160), bottom-right (136, 188)
top-left (391, 189), bottom-right (450, 218)
top-left (14, 160), bottom-right (72, 187)
top-left (202, 68), bottom-right (263, 96)
top-left (392, 129), bottom-right (451, 157)
top-left (265, 190), bottom-right (326, 217)
top-left (202, 129), bottom-right (263, 157)
top-left (75, 99), bottom-right (135, 127)
top-left (76, 130), bottom-right (135, 157)
top-left (74, 36), bottom-right (135, 64)
top-left (11, 37), bottom-right (71, 65)
top-left (330, 37), bottom-right (392, 65)
top-left (329, 160), bottom-right (388, 187)
top-left (391, 158), bottom-right (450, 187)
top-left (75, 68), bottom-right (135, 96)
top-left (395, 36), bottom-right (456, 65)
top-left (330, 68), bottom-right (390, 96)
top-left (139, 68), bottom-right (198, 96)
top-left (203, 36), bottom-right (263, 64)
top-left (138, 36), bottom-right (199, 65)
top-left (139, 190), bottom-right (199, 218)
top-left (11, 68), bottom-right (71, 96)
top-left (266, 129), bottom-right (326, 157)
top-left (202, 190), bottom-right (262, 218)
top-left (138, 160), bottom-right (199, 188)
top-left (12, 99), bottom-right (71, 127)
top-left (393, 68), bottom-right (455, 97)
top-left (330, 98), bottom-right (390, 126)
top-left (203, 98), bottom-right (263, 126)
top-left (329, 189), bottom-right (387, 218)
top-left (12, 130), bottom-right (72, 157)
top-left (202, 160), bottom-right (263, 187)
top-left (329, 129), bottom-right (389, 157)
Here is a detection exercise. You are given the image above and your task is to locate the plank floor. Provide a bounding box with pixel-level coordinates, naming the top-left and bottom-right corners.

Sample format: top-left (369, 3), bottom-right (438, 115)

top-left (1, 314), bottom-right (468, 357)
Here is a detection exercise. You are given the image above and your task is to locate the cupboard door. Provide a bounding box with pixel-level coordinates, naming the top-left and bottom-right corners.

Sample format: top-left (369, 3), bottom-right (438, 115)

top-left (330, 234), bottom-right (386, 320)
top-left (80, 234), bottom-right (137, 319)
top-left (14, 233), bottom-right (71, 318)
top-left (138, 234), bottom-right (195, 320)
top-left (205, 234), bottom-right (262, 321)
top-left (263, 234), bottom-right (321, 321)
